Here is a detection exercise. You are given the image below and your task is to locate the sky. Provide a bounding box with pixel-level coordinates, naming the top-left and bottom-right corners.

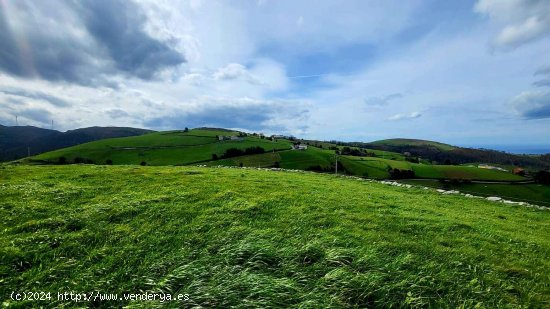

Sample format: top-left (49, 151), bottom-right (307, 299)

top-left (0, 0), bottom-right (549, 147)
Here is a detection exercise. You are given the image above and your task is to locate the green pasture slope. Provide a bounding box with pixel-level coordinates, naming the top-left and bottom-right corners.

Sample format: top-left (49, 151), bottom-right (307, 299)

top-left (400, 179), bottom-right (550, 206)
top-left (216, 147), bottom-right (526, 181)
top-left (29, 129), bottom-right (292, 166)
top-left (0, 165), bottom-right (549, 307)
top-left (370, 138), bottom-right (456, 151)
top-left (26, 129), bottom-right (527, 183)
top-left (341, 156), bottom-right (526, 181)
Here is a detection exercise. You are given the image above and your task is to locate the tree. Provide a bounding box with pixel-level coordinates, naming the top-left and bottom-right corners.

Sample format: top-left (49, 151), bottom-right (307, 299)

top-left (140, 161), bottom-right (147, 166)
top-left (184, 127), bottom-right (189, 132)
top-left (105, 159), bottom-right (113, 165)
top-left (534, 170), bottom-right (550, 184)
top-left (212, 153), bottom-right (219, 160)
top-left (58, 157), bottom-right (67, 164)
top-left (389, 168), bottom-right (415, 179)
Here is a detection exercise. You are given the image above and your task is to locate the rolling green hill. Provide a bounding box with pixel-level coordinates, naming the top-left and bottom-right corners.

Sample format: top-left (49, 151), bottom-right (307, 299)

top-left (26, 129), bottom-right (528, 182)
top-left (29, 129), bottom-right (292, 166)
top-left (1, 165), bottom-right (549, 307)
top-left (21, 128), bottom-right (547, 204)
top-left (361, 138), bottom-right (550, 170)
top-left (208, 147), bottom-right (525, 182)
top-left (0, 125), bottom-right (152, 162)
top-left (370, 138), bottom-right (456, 151)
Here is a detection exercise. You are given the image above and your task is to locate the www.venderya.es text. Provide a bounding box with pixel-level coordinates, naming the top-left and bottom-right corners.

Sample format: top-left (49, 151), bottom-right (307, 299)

top-left (10, 291), bottom-right (190, 303)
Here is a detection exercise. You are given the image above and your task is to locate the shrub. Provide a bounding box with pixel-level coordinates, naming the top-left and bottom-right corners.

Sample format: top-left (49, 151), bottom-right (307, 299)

top-left (534, 170), bottom-right (550, 184)
top-left (221, 147), bottom-right (265, 159)
top-left (212, 154), bottom-right (219, 160)
top-left (105, 159), bottom-right (113, 165)
top-left (244, 146), bottom-right (265, 155)
top-left (140, 161), bottom-right (147, 166)
top-left (58, 157), bottom-right (67, 164)
top-left (389, 168), bottom-right (415, 179)
top-left (405, 157), bottom-right (420, 163)
top-left (74, 157), bottom-right (85, 164)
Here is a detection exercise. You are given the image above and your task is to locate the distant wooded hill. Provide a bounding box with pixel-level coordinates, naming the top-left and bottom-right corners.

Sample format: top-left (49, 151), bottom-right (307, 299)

top-left (332, 138), bottom-right (550, 170)
top-left (0, 125), bottom-right (152, 161)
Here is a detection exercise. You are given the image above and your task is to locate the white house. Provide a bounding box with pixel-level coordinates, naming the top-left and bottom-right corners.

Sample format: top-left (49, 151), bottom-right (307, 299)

top-left (292, 144), bottom-right (308, 150)
top-left (218, 135), bottom-right (244, 141)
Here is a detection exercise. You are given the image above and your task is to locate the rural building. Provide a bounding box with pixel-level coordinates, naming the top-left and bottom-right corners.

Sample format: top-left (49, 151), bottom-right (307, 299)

top-left (218, 136), bottom-right (244, 141)
top-left (478, 164), bottom-right (507, 172)
top-left (292, 144), bottom-right (308, 150)
top-left (512, 167), bottom-right (525, 176)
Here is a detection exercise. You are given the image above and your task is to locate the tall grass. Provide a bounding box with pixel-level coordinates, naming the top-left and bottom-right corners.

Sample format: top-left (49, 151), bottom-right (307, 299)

top-left (1, 165), bottom-right (548, 307)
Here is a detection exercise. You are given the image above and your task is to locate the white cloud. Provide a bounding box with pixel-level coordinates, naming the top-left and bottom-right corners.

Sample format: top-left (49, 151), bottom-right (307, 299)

top-left (475, 0), bottom-right (550, 49)
top-left (388, 112), bottom-right (421, 121)
top-left (512, 90), bottom-right (550, 119)
top-left (364, 93), bottom-right (402, 106)
top-left (213, 63), bottom-right (262, 84)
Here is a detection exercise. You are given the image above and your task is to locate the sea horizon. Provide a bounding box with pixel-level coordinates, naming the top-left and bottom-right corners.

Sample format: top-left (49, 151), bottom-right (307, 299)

top-left (462, 145), bottom-right (550, 155)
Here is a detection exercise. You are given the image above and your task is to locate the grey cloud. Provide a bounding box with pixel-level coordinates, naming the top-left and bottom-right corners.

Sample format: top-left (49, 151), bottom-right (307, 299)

top-left (0, 0), bottom-right (185, 85)
top-left (106, 109), bottom-right (130, 119)
top-left (19, 107), bottom-right (53, 124)
top-left (0, 87), bottom-right (71, 107)
top-left (364, 93), bottom-right (402, 106)
top-left (534, 67), bottom-right (550, 76)
top-left (1, 99), bottom-right (53, 125)
top-left (74, 0), bottom-right (185, 80)
top-left (533, 79), bottom-right (550, 87)
top-left (533, 67), bottom-right (550, 87)
top-left (144, 99), bottom-right (309, 133)
top-left (513, 91), bottom-right (550, 119)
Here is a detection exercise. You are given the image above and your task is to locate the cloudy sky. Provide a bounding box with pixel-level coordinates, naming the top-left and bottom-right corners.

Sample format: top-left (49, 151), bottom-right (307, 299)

top-left (1, 0), bottom-right (549, 146)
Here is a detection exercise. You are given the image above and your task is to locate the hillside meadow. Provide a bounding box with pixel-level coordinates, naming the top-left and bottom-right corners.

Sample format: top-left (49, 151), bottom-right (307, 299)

top-left (1, 165), bottom-right (549, 307)
top-left (29, 129), bottom-right (292, 166)
top-left (400, 179), bottom-right (550, 207)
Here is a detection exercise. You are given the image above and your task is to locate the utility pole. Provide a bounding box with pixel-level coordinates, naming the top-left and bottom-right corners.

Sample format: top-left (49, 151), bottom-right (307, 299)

top-left (15, 116), bottom-right (18, 126)
top-left (27, 147), bottom-right (30, 157)
top-left (51, 120), bottom-right (53, 130)
top-left (335, 153), bottom-right (338, 175)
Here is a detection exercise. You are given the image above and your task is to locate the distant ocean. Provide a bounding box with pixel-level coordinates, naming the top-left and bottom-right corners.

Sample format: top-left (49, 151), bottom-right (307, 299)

top-left (462, 145), bottom-right (550, 155)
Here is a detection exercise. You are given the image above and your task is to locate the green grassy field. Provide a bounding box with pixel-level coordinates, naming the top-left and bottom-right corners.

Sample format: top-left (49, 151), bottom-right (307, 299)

top-left (207, 147), bottom-right (335, 171)
top-left (29, 129), bottom-right (292, 166)
top-left (411, 164), bottom-right (525, 181)
top-left (370, 138), bottom-right (456, 151)
top-left (340, 156), bottom-right (525, 181)
top-left (1, 165), bottom-right (549, 307)
top-left (26, 129), bottom-right (526, 183)
top-left (400, 179), bottom-right (550, 206)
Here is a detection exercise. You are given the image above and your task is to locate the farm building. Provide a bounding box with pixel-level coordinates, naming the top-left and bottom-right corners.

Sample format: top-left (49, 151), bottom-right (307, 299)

top-left (478, 164), bottom-right (507, 172)
top-left (292, 144), bottom-right (308, 150)
top-left (512, 167), bottom-right (525, 176)
top-left (218, 136), bottom-right (244, 141)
